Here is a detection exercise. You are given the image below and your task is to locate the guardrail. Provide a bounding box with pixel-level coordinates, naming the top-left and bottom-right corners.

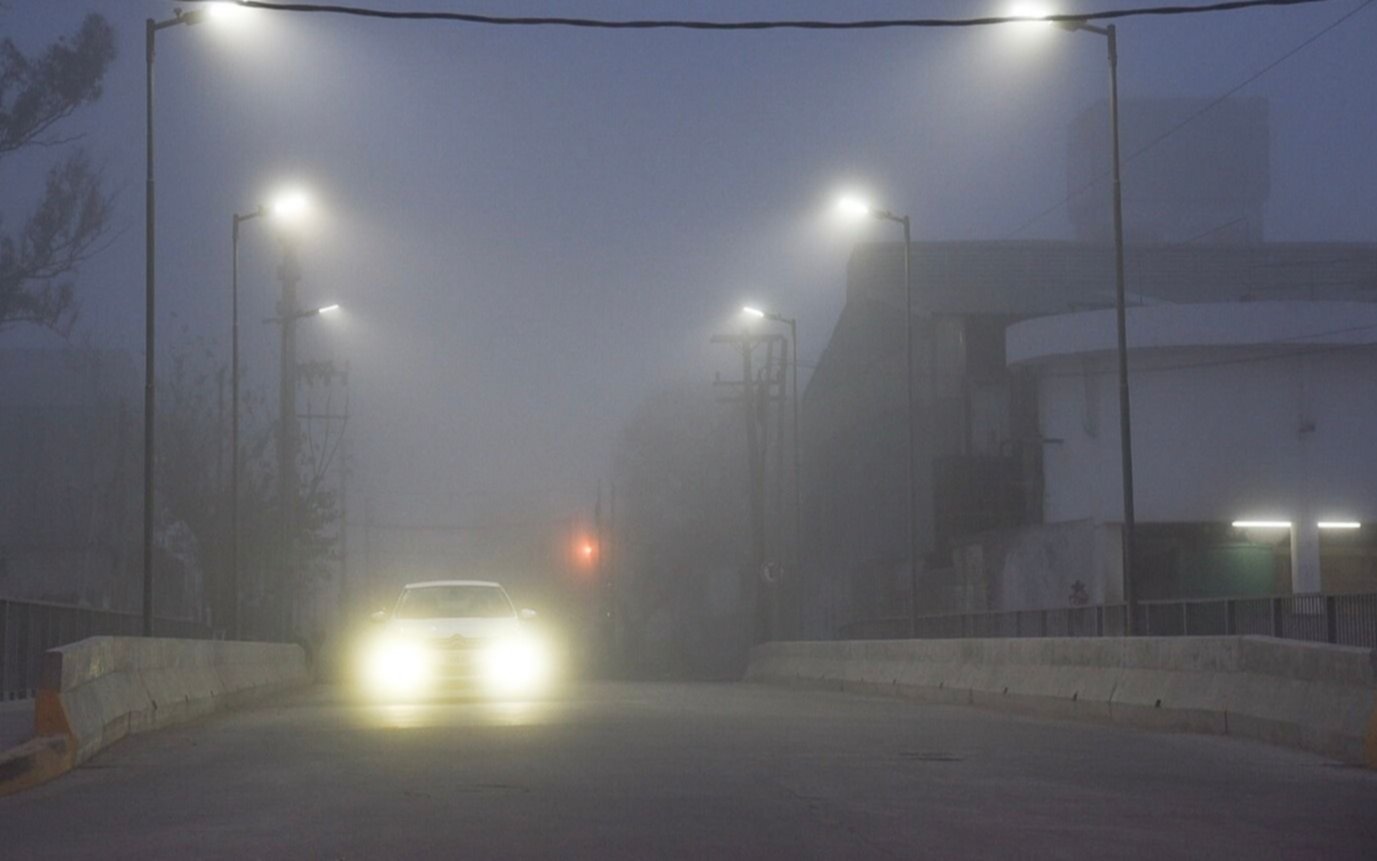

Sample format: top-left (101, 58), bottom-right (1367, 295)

top-left (0, 598), bottom-right (211, 700)
top-left (1137, 593), bottom-right (1377, 646)
top-left (835, 592), bottom-right (1377, 649)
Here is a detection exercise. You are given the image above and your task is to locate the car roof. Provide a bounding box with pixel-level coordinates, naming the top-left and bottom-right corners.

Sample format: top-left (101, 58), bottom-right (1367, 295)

top-left (402, 579), bottom-right (504, 590)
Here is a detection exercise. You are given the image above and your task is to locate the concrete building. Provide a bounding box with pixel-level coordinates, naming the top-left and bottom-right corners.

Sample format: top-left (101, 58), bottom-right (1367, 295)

top-left (798, 96), bottom-right (1376, 636)
top-left (799, 241), bottom-right (1377, 636)
top-left (1005, 300), bottom-right (1377, 605)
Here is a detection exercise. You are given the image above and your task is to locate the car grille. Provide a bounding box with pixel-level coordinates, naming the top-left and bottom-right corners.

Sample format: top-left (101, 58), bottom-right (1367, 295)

top-left (434, 635), bottom-right (486, 650)
top-left (429, 636), bottom-right (491, 683)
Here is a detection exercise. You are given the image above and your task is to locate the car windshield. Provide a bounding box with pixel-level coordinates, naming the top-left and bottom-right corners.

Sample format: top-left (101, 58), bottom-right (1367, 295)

top-left (394, 585), bottom-right (513, 620)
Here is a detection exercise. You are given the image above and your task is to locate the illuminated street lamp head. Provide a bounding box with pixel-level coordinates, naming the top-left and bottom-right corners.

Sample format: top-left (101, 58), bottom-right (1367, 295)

top-left (1007, 2), bottom-right (1054, 25)
top-left (270, 190), bottom-right (310, 221)
top-left (316, 303), bottom-right (341, 315)
top-left (836, 195), bottom-right (872, 219)
top-left (741, 306), bottom-right (766, 319)
top-left (203, 2), bottom-right (241, 19)
top-left (176, 2), bottom-right (242, 25)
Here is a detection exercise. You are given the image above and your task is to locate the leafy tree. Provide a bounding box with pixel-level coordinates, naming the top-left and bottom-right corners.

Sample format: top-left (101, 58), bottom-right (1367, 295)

top-left (0, 14), bottom-right (116, 333)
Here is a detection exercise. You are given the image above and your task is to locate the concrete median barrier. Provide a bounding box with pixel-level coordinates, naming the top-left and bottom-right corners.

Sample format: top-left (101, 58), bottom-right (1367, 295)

top-left (746, 636), bottom-right (1377, 767)
top-left (0, 637), bottom-right (308, 795)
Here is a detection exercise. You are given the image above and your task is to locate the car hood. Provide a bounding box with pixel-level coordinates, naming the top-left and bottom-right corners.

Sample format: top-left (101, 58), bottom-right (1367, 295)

top-left (386, 617), bottom-right (519, 642)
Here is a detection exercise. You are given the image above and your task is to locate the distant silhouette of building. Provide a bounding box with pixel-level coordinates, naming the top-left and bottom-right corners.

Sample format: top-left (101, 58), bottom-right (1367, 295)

top-left (0, 348), bottom-right (207, 620)
top-left (1068, 97), bottom-right (1270, 244)
top-left (0, 348), bottom-right (142, 609)
top-left (799, 239), bottom-right (1377, 637)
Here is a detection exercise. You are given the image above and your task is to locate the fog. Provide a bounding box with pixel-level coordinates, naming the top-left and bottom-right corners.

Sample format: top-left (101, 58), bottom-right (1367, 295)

top-left (3, 0), bottom-right (1375, 641)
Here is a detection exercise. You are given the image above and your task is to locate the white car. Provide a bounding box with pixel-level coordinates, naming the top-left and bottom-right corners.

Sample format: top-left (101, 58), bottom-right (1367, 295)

top-left (359, 579), bottom-right (551, 698)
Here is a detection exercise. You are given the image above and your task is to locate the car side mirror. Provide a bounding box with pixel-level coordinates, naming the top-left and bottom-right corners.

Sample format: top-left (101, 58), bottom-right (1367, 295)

top-left (369, 610), bottom-right (389, 623)
top-left (519, 608), bottom-right (538, 621)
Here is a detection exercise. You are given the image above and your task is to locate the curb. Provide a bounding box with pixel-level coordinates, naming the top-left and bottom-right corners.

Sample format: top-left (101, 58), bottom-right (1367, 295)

top-left (1, 636), bottom-right (310, 796)
top-left (748, 637), bottom-right (1377, 767)
top-left (0, 734), bottom-right (73, 797)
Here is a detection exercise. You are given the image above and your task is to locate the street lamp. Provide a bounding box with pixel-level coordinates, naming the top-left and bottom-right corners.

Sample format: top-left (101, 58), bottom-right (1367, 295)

top-left (741, 304), bottom-right (801, 636)
top-left (268, 302), bottom-right (342, 324)
top-left (1057, 18), bottom-right (1138, 633)
top-left (272, 191), bottom-right (310, 220)
top-left (836, 195), bottom-right (919, 637)
top-left (143, 7), bottom-right (212, 637)
top-left (229, 190), bottom-right (312, 640)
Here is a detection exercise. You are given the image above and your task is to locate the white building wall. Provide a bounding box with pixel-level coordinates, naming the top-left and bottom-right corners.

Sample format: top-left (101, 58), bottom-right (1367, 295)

top-left (1038, 348), bottom-right (1377, 527)
top-left (1010, 302), bottom-right (1377, 595)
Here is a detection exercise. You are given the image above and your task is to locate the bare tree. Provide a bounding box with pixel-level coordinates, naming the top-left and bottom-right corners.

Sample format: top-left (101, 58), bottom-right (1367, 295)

top-left (0, 14), bottom-right (116, 334)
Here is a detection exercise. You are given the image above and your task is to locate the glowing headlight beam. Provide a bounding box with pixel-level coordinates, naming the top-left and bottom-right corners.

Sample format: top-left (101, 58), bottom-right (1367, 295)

top-left (363, 637), bottom-right (432, 697)
top-left (482, 635), bottom-right (551, 695)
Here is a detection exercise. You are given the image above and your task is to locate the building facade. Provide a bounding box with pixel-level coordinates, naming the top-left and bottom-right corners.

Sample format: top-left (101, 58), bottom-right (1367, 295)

top-left (1006, 300), bottom-right (1377, 604)
top-left (799, 241), bottom-right (1377, 637)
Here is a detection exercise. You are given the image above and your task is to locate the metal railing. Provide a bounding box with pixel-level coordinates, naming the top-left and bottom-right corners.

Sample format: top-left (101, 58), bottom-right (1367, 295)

top-left (834, 592), bottom-right (1377, 650)
top-left (0, 598), bottom-right (212, 700)
top-left (1135, 593), bottom-right (1377, 647)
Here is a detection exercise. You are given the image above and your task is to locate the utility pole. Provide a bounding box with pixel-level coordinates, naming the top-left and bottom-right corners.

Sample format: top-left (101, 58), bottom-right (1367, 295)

top-left (712, 331), bottom-right (786, 645)
top-left (742, 307), bottom-right (802, 638)
top-left (291, 358), bottom-right (351, 641)
top-left (786, 319), bottom-right (801, 640)
top-left (771, 339), bottom-right (787, 639)
top-left (1058, 18), bottom-right (1136, 633)
top-left (363, 494), bottom-right (376, 613)
top-left (142, 7), bottom-right (206, 638)
top-left (336, 371), bottom-right (352, 630)
top-left (277, 242), bottom-right (302, 641)
top-left (215, 366), bottom-right (225, 631)
top-left (744, 343), bottom-right (766, 642)
top-left (607, 483), bottom-right (618, 667)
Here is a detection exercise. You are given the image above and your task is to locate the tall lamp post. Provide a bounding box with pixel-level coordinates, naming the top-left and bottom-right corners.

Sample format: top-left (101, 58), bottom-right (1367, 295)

top-left (143, 8), bottom-right (209, 636)
top-left (230, 191), bottom-right (310, 640)
top-left (837, 196), bottom-right (918, 637)
top-left (742, 305), bottom-right (801, 637)
top-left (230, 207), bottom-right (260, 640)
top-left (1059, 19), bottom-right (1137, 633)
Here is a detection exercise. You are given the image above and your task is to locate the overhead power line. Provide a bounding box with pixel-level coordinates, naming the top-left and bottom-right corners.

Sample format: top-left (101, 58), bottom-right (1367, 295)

top-left (1002, 0), bottom-right (1375, 238)
top-left (232, 0), bottom-right (1332, 29)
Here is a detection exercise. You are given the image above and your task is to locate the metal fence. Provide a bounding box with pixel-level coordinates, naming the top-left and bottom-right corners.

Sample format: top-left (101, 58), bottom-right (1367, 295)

top-left (0, 598), bottom-right (212, 700)
top-left (835, 592), bottom-right (1377, 650)
top-left (1135, 593), bottom-right (1377, 647)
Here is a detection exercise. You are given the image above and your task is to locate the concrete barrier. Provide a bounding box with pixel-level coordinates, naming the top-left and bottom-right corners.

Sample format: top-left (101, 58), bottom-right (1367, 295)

top-left (0, 637), bottom-right (308, 794)
top-left (746, 636), bottom-right (1377, 767)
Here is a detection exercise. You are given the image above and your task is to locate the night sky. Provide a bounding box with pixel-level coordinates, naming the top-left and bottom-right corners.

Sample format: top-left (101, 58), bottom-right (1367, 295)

top-left (5, 0), bottom-right (1375, 531)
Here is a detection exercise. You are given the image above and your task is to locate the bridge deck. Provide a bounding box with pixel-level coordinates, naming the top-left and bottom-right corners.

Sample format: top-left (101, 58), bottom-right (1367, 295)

top-left (1, 682), bottom-right (1374, 859)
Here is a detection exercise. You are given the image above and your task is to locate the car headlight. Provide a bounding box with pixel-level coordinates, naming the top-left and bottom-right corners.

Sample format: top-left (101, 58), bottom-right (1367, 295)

top-left (481, 634), bottom-right (550, 694)
top-left (363, 636), bottom-right (432, 696)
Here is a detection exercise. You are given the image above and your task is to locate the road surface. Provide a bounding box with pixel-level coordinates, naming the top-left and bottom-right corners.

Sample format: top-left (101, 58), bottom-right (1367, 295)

top-left (2, 682), bottom-right (1375, 859)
